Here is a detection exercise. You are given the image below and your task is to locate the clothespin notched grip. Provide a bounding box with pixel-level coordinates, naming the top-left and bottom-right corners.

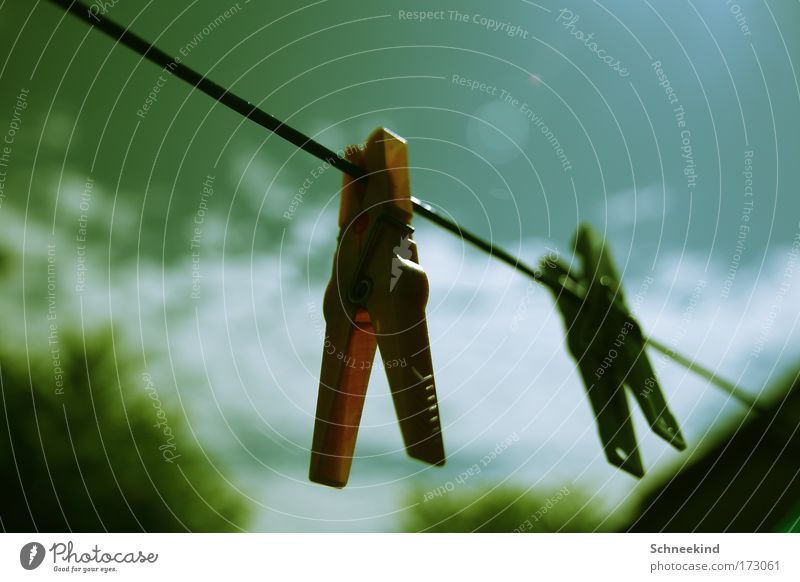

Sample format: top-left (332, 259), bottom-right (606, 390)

top-left (309, 128), bottom-right (445, 488)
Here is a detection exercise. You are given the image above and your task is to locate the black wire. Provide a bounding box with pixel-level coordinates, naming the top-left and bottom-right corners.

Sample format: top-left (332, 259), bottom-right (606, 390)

top-left (44, 0), bottom-right (759, 409)
top-left (48, 0), bottom-right (364, 178)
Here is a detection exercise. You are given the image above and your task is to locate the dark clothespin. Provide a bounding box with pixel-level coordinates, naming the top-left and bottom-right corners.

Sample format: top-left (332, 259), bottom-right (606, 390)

top-left (541, 224), bottom-right (686, 477)
top-left (309, 128), bottom-right (445, 488)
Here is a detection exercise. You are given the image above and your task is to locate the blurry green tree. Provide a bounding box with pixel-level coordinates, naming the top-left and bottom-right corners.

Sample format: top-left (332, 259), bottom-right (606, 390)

top-left (0, 330), bottom-right (248, 532)
top-left (404, 485), bottom-right (614, 533)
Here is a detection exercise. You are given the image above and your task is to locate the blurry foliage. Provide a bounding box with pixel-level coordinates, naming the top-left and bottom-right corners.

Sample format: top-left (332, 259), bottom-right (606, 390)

top-left (627, 363), bottom-right (800, 533)
top-left (777, 509), bottom-right (800, 533)
top-left (0, 329), bottom-right (248, 532)
top-left (404, 485), bottom-right (615, 533)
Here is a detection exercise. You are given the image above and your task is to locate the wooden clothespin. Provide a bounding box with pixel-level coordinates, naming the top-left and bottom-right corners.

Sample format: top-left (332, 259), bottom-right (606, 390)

top-left (309, 128), bottom-right (445, 488)
top-left (542, 224), bottom-right (686, 477)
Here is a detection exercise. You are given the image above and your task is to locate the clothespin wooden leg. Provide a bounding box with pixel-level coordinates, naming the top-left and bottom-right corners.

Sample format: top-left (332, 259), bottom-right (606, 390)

top-left (577, 280), bottom-right (645, 477)
top-left (309, 145), bottom-right (377, 488)
top-left (310, 307), bottom-right (377, 488)
top-left (620, 341), bottom-right (687, 451)
top-left (370, 237), bottom-right (444, 465)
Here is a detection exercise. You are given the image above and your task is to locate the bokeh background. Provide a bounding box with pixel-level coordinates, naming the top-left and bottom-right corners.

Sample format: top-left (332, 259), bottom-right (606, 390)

top-left (1, 0), bottom-right (799, 532)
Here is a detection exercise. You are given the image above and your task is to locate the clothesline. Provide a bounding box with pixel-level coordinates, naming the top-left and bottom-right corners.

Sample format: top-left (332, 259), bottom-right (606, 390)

top-left (45, 0), bottom-right (760, 411)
